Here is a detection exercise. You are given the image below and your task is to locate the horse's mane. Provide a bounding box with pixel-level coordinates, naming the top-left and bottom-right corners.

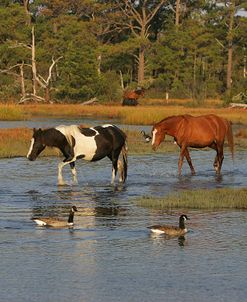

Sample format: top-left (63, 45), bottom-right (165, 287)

top-left (55, 125), bottom-right (81, 147)
top-left (156, 115), bottom-right (188, 126)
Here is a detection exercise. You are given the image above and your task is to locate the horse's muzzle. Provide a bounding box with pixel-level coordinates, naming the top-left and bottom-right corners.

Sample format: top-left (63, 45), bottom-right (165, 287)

top-left (27, 155), bottom-right (36, 161)
top-left (152, 144), bottom-right (157, 151)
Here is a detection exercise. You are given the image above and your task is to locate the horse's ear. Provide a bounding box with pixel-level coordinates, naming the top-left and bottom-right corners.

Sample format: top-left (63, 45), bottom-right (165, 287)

top-left (33, 128), bottom-right (42, 134)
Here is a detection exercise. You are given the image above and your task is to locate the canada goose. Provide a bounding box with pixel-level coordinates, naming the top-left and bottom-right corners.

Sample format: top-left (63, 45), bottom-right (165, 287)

top-left (141, 130), bottom-right (152, 143)
top-left (31, 206), bottom-right (78, 227)
top-left (148, 214), bottom-right (190, 236)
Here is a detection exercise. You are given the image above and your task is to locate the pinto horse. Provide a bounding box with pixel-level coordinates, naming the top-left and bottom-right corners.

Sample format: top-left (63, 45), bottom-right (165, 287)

top-left (27, 124), bottom-right (128, 185)
top-left (151, 114), bottom-right (234, 175)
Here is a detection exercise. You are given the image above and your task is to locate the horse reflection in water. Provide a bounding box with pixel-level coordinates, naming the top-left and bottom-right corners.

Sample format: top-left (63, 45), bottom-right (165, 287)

top-left (27, 124), bottom-right (128, 185)
top-left (152, 114), bottom-right (234, 175)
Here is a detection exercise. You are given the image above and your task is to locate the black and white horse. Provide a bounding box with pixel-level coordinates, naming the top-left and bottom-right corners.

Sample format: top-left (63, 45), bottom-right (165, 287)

top-left (27, 124), bottom-right (128, 185)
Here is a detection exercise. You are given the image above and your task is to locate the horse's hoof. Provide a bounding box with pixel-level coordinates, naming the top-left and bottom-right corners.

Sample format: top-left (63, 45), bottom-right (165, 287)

top-left (58, 180), bottom-right (66, 186)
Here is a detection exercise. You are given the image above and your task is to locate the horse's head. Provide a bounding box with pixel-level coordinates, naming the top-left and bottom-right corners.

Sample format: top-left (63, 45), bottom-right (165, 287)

top-left (135, 87), bottom-right (145, 97)
top-left (27, 128), bottom-right (46, 161)
top-left (151, 126), bottom-right (165, 151)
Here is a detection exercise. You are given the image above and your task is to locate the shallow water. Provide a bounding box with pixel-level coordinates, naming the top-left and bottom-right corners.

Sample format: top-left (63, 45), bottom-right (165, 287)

top-left (0, 117), bottom-right (151, 133)
top-left (0, 151), bottom-right (247, 302)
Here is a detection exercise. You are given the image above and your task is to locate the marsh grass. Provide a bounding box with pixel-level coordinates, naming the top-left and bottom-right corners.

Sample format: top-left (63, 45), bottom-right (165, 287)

top-left (124, 129), bottom-right (178, 154)
top-left (0, 127), bottom-right (178, 158)
top-left (0, 105), bottom-right (28, 120)
top-left (1, 103), bottom-right (245, 125)
top-left (135, 188), bottom-right (247, 210)
top-left (0, 128), bottom-right (60, 158)
top-left (0, 126), bottom-right (246, 158)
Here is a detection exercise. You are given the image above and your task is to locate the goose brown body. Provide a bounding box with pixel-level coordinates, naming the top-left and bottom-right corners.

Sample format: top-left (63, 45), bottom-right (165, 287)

top-left (32, 206), bottom-right (78, 228)
top-left (148, 215), bottom-right (190, 236)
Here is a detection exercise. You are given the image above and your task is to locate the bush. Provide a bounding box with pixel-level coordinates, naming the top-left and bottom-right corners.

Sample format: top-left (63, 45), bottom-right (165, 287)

top-left (97, 71), bottom-right (123, 103)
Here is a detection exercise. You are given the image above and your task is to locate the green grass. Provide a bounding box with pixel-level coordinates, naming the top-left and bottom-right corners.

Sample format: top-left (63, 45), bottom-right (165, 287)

top-left (134, 188), bottom-right (247, 210)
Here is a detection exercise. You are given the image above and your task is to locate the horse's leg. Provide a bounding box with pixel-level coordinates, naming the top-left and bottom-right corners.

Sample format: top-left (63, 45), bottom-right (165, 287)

top-left (58, 157), bottom-right (76, 185)
top-left (107, 153), bottom-right (116, 183)
top-left (57, 145), bottom-right (76, 184)
top-left (184, 148), bottom-right (195, 175)
top-left (70, 161), bottom-right (78, 184)
top-left (178, 146), bottom-right (186, 175)
top-left (216, 143), bottom-right (224, 174)
top-left (209, 142), bottom-right (219, 171)
top-left (58, 161), bottom-right (67, 185)
top-left (109, 148), bottom-right (122, 183)
top-left (117, 159), bottom-right (124, 183)
top-left (111, 157), bottom-right (119, 184)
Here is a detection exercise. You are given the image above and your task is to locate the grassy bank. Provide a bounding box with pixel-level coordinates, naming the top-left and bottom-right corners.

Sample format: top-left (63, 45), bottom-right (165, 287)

top-left (0, 128), bottom-right (59, 158)
top-left (0, 127), bottom-right (246, 158)
top-left (0, 127), bottom-right (178, 158)
top-left (1, 103), bottom-right (246, 125)
top-left (0, 105), bottom-right (28, 121)
top-left (134, 188), bottom-right (247, 210)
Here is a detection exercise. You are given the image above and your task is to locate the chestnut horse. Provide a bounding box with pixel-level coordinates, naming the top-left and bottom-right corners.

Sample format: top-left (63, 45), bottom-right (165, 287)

top-left (122, 87), bottom-right (145, 106)
top-left (152, 114), bottom-right (234, 175)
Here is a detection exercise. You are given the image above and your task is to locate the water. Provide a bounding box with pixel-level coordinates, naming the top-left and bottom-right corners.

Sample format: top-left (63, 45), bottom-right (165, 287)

top-left (0, 117), bottom-right (151, 132)
top-left (1, 151), bottom-right (247, 302)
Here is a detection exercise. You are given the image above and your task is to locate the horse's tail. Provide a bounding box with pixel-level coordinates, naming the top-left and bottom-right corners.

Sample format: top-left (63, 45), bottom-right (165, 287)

top-left (120, 141), bottom-right (128, 182)
top-left (226, 120), bottom-right (234, 160)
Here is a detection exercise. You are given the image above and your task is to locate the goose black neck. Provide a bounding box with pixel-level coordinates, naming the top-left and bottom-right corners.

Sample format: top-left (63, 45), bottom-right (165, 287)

top-left (179, 218), bottom-right (185, 229)
top-left (68, 211), bottom-right (75, 223)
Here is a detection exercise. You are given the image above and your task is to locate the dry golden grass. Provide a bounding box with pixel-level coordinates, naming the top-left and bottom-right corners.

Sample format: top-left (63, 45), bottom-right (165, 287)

top-left (0, 128), bottom-right (60, 158)
top-left (0, 101), bottom-right (246, 157)
top-left (18, 103), bottom-right (247, 125)
top-left (0, 102), bottom-right (246, 125)
top-left (0, 104), bottom-right (28, 120)
top-left (121, 106), bottom-right (247, 125)
top-left (1, 126), bottom-right (246, 158)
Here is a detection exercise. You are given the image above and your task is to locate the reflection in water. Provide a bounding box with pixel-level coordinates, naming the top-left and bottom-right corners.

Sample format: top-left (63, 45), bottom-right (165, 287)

top-left (28, 183), bottom-right (129, 231)
top-left (1, 153), bottom-right (247, 302)
top-left (149, 232), bottom-right (188, 247)
top-left (178, 235), bottom-right (186, 247)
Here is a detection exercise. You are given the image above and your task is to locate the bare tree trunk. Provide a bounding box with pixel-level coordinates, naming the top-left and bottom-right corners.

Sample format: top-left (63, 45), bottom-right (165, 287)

top-left (119, 70), bottom-right (124, 89)
top-left (226, 1), bottom-right (235, 92)
top-left (138, 47), bottom-right (145, 84)
top-left (31, 27), bottom-right (38, 96)
top-left (193, 54), bottom-right (197, 100)
top-left (120, 1), bottom-right (165, 85)
top-left (19, 62), bottom-right (25, 97)
top-left (175, 0), bottom-right (181, 27)
top-left (227, 44), bottom-right (233, 90)
top-left (23, 0), bottom-right (31, 25)
top-left (97, 54), bottom-right (101, 76)
top-left (244, 54), bottom-right (246, 78)
top-left (45, 87), bottom-right (50, 103)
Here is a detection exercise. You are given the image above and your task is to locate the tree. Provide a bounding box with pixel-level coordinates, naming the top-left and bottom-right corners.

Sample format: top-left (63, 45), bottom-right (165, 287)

top-left (117, 0), bottom-right (166, 84)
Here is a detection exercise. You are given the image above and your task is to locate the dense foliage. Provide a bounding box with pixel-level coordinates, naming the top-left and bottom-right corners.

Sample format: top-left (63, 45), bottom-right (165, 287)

top-left (0, 0), bottom-right (246, 103)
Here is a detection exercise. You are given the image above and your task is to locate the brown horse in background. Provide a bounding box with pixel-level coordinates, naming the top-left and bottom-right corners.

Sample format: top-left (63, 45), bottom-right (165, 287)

top-left (122, 87), bottom-right (145, 106)
top-left (152, 114), bottom-right (234, 175)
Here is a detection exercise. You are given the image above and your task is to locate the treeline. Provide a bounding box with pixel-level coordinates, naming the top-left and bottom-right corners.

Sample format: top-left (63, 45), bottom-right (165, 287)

top-left (0, 0), bottom-right (246, 103)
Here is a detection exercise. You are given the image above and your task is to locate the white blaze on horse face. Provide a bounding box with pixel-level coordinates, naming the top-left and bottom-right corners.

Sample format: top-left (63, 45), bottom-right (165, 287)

top-left (152, 129), bottom-right (157, 146)
top-left (27, 138), bottom-right (34, 158)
